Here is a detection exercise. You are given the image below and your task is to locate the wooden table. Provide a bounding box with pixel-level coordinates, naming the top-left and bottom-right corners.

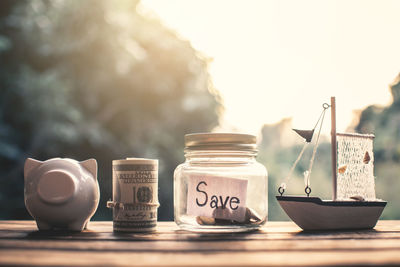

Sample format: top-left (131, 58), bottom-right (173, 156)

top-left (0, 220), bottom-right (399, 266)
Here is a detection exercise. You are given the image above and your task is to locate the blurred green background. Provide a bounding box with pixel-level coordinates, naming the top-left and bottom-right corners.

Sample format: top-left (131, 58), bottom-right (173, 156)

top-left (0, 0), bottom-right (399, 221)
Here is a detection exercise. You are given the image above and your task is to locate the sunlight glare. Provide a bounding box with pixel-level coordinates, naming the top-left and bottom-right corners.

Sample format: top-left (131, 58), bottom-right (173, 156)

top-left (140, 0), bottom-right (400, 135)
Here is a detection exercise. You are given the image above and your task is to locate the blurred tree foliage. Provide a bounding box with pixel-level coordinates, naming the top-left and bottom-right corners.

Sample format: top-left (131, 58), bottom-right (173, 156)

top-left (356, 75), bottom-right (400, 162)
top-left (354, 74), bottom-right (400, 219)
top-left (0, 0), bottom-right (222, 220)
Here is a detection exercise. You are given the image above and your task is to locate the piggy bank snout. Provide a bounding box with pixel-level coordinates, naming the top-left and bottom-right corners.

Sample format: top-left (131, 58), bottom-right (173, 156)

top-left (37, 170), bottom-right (77, 205)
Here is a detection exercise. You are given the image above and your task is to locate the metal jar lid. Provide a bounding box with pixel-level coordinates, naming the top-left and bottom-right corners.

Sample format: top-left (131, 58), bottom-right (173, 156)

top-left (184, 133), bottom-right (257, 152)
top-left (112, 158), bottom-right (158, 166)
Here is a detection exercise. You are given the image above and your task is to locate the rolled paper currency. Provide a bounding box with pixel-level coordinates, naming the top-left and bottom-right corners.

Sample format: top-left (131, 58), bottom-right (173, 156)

top-left (108, 158), bottom-right (159, 232)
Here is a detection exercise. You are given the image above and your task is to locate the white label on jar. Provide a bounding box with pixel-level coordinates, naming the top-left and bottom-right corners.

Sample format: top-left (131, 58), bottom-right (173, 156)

top-left (187, 175), bottom-right (248, 222)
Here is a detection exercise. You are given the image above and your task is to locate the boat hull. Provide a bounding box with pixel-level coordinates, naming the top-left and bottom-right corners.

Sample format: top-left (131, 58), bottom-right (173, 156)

top-left (276, 196), bottom-right (387, 231)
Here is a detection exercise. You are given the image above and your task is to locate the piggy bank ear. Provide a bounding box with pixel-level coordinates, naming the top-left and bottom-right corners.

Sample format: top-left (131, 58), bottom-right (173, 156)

top-left (24, 158), bottom-right (43, 181)
top-left (80, 159), bottom-right (97, 179)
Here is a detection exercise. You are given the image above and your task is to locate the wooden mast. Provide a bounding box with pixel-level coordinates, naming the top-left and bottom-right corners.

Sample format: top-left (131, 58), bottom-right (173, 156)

top-left (331, 96), bottom-right (337, 201)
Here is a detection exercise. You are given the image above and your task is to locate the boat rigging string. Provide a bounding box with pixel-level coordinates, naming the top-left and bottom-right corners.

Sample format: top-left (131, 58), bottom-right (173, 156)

top-left (278, 102), bottom-right (330, 197)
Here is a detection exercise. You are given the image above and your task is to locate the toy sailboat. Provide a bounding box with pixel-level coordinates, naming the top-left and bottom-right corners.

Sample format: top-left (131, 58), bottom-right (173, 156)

top-left (276, 97), bottom-right (387, 230)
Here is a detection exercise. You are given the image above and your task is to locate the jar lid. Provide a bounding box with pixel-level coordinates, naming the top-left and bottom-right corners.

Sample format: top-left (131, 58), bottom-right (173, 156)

top-left (185, 133), bottom-right (257, 152)
top-left (112, 158), bottom-right (158, 165)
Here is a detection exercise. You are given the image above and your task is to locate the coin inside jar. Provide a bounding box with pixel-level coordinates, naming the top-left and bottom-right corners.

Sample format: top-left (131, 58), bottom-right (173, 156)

top-left (196, 207), bottom-right (262, 226)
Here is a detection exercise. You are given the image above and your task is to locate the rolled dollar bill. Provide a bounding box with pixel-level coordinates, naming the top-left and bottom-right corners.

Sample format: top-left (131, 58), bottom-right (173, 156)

top-left (107, 158), bottom-right (159, 232)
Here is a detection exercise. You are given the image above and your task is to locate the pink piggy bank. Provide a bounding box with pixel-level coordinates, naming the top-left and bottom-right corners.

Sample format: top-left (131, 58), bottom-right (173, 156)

top-left (24, 158), bottom-right (100, 231)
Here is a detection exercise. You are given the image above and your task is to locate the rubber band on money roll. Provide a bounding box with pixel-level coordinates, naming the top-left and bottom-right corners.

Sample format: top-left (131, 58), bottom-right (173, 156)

top-left (107, 201), bottom-right (160, 209)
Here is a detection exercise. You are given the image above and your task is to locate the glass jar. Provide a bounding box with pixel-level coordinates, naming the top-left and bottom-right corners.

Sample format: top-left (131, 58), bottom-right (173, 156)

top-left (174, 133), bottom-right (268, 232)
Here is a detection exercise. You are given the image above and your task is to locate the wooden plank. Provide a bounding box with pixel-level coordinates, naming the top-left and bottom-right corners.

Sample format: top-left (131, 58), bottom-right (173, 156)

top-left (1, 237), bottom-right (400, 252)
top-left (1, 220), bottom-right (399, 232)
top-left (1, 249), bottom-right (400, 267)
top-left (0, 221), bottom-right (399, 266)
